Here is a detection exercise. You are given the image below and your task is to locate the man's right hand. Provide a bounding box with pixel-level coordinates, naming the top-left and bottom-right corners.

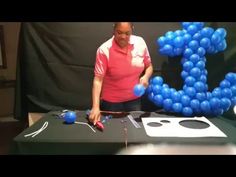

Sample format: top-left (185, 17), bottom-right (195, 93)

top-left (89, 108), bottom-right (101, 125)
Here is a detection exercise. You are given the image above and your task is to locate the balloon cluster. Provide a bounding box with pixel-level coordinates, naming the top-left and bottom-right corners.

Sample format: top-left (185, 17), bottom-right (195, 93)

top-left (144, 22), bottom-right (236, 117)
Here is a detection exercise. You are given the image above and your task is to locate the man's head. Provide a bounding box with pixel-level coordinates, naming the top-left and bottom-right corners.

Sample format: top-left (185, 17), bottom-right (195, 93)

top-left (113, 22), bottom-right (133, 48)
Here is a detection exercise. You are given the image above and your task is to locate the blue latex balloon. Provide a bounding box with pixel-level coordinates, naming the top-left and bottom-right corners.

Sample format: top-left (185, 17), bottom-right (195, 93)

top-left (172, 103), bottom-right (183, 113)
top-left (226, 73), bottom-right (236, 84)
top-left (183, 61), bottom-right (194, 72)
top-left (174, 36), bottom-right (184, 48)
top-left (152, 76), bottom-right (163, 85)
top-left (182, 107), bottom-right (193, 116)
top-left (154, 94), bottom-right (164, 107)
top-left (133, 84), bottom-right (145, 97)
top-left (64, 111), bottom-right (76, 124)
top-left (220, 98), bottom-right (231, 111)
top-left (163, 99), bottom-right (173, 111)
top-left (215, 28), bottom-right (227, 38)
top-left (183, 48), bottom-right (193, 58)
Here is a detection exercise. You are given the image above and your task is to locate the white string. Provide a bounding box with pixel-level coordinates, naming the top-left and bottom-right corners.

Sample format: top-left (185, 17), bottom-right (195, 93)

top-left (75, 121), bottom-right (96, 133)
top-left (24, 121), bottom-right (49, 138)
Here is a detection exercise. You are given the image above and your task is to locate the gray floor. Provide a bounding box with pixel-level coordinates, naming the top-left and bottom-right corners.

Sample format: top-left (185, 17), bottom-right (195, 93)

top-left (0, 116), bottom-right (28, 155)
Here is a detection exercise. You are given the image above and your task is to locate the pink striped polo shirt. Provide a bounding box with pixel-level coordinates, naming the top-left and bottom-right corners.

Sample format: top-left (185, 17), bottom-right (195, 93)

top-left (94, 35), bottom-right (152, 103)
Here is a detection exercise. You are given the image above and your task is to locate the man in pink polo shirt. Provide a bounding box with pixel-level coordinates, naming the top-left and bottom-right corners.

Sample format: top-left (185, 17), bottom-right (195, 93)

top-left (89, 22), bottom-right (153, 125)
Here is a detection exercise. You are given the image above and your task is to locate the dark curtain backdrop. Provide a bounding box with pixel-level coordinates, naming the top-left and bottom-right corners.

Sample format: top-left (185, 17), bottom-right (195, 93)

top-left (14, 22), bottom-right (236, 120)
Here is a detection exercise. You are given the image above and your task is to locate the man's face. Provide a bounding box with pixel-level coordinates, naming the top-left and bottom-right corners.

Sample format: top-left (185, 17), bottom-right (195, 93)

top-left (114, 22), bottom-right (132, 48)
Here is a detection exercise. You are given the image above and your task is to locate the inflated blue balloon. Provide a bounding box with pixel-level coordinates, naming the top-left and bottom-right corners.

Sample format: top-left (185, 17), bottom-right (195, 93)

top-left (64, 111), bottom-right (76, 124)
top-left (133, 84), bottom-right (145, 97)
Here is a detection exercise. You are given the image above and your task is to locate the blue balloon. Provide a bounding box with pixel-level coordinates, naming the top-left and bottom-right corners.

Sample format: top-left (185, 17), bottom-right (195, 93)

top-left (187, 25), bottom-right (198, 35)
top-left (133, 84), bottom-right (145, 97)
top-left (200, 101), bottom-right (211, 113)
top-left (182, 107), bottom-right (193, 116)
top-left (162, 84), bottom-right (169, 88)
top-left (196, 61), bottom-right (205, 70)
top-left (171, 91), bottom-right (181, 102)
top-left (199, 75), bottom-right (207, 83)
top-left (148, 92), bottom-right (154, 101)
top-left (163, 99), bottom-right (173, 111)
top-left (193, 22), bottom-right (204, 30)
top-left (146, 85), bottom-right (152, 94)
top-left (211, 32), bottom-right (221, 45)
top-left (185, 76), bottom-right (196, 86)
top-left (212, 88), bottom-right (222, 98)
top-left (194, 81), bottom-right (205, 92)
top-left (185, 87), bottom-right (196, 98)
top-left (183, 34), bottom-right (192, 44)
top-left (220, 98), bottom-right (231, 111)
top-left (183, 61), bottom-right (194, 72)
top-left (221, 88), bottom-right (232, 98)
top-left (189, 54), bottom-right (200, 64)
top-left (181, 71), bottom-right (189, 80)
top-left (152, 85), bottom-right (162, 95)
top-left (183, 48), bottom-right (193, 58)
top-left (162, 87), bottom-right (171, 99)
top-left (226, 73), bottom-right (236, 84)
top-left (162, 44), bottom-right (173, 54)
top-left (192, 32), bottom-right (202, 41)
top-left (216, 40), bottom-right (227, 51)
top-left (200, 38), bottom-right (211, 49)
top-left (173, 47), bottom-right (183, 56)
top-left (201, 27), bottom-right (214, 38)
top-left (231, 85), bottom-right (236, 95)
top-left (175, 30), bottom-right (185, 36)
top-left (206, 92), bottom-right (212, 100)
top-left (220, 80), bottom-right (231, 89)
top-left (196, 92), bottom-right (206, 102)
top-left (154, 94), bottom-right (164, 107)
top-left (152, 76), bottom-right (163, 85)
top-left (157, 36), bottom-right (166, 47)
top-left (174, 36), bottom-right (184, 48)
top-left (64, 111), bottom-right (76, 124)
top-left (190, 99), bottom-right (200, 110)
top-left (181, 95), bottom-right (191, 107)
top-left (188, 40), bottom-right (199, 51)
top-left (197, 47), bottom-right (206, 57)
top-left (209, 97), bottom-right (221, 109)
top-left (190, 67), bottom-right (201, 78)
top-left (215, 28), bottom-right (227, 38)
top-left (172, 103), bottom-right (183, 113)
top-left (182, 22), bottom-right (192, 30)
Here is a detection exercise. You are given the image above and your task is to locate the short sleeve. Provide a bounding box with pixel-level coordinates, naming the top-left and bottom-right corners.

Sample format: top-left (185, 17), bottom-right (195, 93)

top-left (141, 38), bottom-right (152, 68)
top-left (94, 48), bottom-right (108, 77)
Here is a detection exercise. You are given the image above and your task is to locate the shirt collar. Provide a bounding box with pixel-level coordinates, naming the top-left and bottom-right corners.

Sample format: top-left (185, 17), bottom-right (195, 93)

top-left (112, 35), bottom-right (134, 49)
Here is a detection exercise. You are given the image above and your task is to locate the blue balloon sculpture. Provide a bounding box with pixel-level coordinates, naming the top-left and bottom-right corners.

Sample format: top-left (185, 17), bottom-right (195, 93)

top-left (64, 111), bottom-right (77, 124)
top-left (146, 22), bottom-right (236, 117)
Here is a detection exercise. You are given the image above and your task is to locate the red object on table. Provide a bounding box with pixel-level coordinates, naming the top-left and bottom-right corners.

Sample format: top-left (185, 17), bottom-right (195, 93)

top-left (96, 121), bottom-right (104, 131)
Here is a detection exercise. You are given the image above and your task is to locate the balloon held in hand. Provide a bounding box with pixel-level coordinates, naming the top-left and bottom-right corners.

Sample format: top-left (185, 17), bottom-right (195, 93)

top-left (133, 84), bottom-right (145, 97)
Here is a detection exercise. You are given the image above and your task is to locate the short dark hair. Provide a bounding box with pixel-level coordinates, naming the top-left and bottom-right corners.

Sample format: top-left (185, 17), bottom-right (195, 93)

top-left (113, 22), bottom-right (134, 30)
